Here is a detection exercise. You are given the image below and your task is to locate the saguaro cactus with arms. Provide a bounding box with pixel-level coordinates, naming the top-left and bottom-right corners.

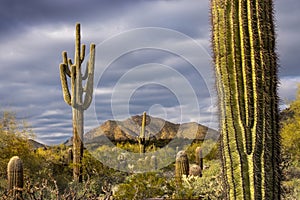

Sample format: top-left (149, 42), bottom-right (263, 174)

top-left (59, 23), bottom-right (95, 182)
top-left (211, 0), bottom-right (281, 199)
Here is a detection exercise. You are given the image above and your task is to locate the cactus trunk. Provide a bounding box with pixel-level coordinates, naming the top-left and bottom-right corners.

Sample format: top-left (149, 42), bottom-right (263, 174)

top-left (210, 0), bottom-right (281, 199)
top-left (72, 107), bottom-right (84, 182)
top-left (59, 23), bottom-right (95, 182)
top-left (7, 156), bottom-right (23, 198)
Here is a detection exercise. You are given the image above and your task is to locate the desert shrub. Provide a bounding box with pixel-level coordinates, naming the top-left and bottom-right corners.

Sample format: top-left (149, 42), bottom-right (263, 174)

top-left (280, 86), bottom-right (300, 198)
top-left (113, 172), bottom-right (173, 200)
top-left (0, 111), bottom-right (45, 193)
top-left (282, 178), bottom-right (300, 200)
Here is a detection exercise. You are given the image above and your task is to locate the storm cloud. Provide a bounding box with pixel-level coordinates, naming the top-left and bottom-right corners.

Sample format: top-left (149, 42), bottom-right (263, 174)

top-left (0, 0), bottom-right (299, 144)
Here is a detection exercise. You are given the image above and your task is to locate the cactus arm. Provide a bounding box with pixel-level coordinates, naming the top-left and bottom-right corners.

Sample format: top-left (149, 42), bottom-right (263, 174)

top-left (75, 23), bottom-right (81, 67)
top-left (62, 51), bottom-right (71, 77)
top-left (59, 63), bottom-right (71, 106)
top-left (82, 44), bottom-right (95, 110)
top-left (68, 58), bottom-right (73, 68)
top-left (71, 65), bottom-right (76, 107)
top-left (82, 61), bottom-right (89, 80)
top-left (80, 44), bottom-right (85, 64)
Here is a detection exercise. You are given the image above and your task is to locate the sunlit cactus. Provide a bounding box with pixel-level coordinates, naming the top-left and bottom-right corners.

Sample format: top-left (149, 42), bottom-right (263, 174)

top-left (59, 23), bottom-right (95, 182)
top-left (7, 156), bottom-right (23, 198)
top-left (175, 150), bottom-right (189, 183)
top-left (211, 0), bottom-right (281, 199)
top-left (137, 112), bottom-right (148, 154)
top-left (195, 146), bottom-right (203, 172)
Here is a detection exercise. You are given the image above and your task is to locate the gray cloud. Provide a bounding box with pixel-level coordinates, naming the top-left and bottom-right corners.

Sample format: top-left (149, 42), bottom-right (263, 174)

top-left (0, 0), bottom-right (299, 144)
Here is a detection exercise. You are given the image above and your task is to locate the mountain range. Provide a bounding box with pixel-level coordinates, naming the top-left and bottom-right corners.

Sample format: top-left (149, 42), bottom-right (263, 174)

top-left (82, 114), bottom-right (218, 145)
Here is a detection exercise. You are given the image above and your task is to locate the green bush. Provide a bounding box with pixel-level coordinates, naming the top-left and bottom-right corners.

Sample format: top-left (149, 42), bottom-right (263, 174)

top-left (114, 172), bottom-right (173, 200)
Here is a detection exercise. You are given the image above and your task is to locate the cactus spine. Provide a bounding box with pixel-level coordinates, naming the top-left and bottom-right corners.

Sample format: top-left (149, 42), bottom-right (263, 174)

top-left (59, 23), bottom-right (95, 182)
top-left (7, 156), bottom-right (23, 197)
top-left (211, 0), bottom-right (280, 199)
top-left (175, 151), bottom-right (189, 183)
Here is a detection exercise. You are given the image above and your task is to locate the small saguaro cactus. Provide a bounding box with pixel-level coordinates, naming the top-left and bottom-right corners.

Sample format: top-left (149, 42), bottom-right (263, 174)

top-left (137, 112), bottom-right (148, 154)
top-left (7, 156), bottom-right (23, 197)
top-left (195, 146), bottom-right (203, 172)
top-left (175, 150), bottom-right (189, 183)
top-left (59, 23), bottom-right (96, 182)
top-left (68, 148), bottom-right (73, 164)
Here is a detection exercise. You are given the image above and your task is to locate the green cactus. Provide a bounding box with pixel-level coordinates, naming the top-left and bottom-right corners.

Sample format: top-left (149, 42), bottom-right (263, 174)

top-left (137, 112), bottom-right (147, 154)
top-left (175, 150), bottom-right (189, 183)
top-left (7, 156), bottom-right (23, 198)
top-left (59, 23), bottom-right (95, 182)
top-left (211, 0), bottom-right (280, 199)
top-left (68, 148), bottom-right (73, 164)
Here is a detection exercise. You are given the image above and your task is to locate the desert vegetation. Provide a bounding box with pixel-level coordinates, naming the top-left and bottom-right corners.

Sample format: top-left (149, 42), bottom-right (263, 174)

top-left (0, 101), bottom-right (300, 199)
top-left (0, 110), bottom-right (223, 199)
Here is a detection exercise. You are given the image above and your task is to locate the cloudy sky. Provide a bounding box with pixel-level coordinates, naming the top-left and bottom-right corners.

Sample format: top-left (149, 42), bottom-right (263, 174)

top-left (0, 0), bottom-right (299, 145)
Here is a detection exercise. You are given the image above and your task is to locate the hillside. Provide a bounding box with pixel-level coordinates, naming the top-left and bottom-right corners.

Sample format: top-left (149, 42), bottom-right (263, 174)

top-left (84, 114), bottom-right (219, 144)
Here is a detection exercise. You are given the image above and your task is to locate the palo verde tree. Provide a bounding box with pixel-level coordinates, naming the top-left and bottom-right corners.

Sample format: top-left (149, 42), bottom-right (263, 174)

top-left (211, 0), bottom-right (281, 199)
top-left (59, 23), bottom-right (95, 182)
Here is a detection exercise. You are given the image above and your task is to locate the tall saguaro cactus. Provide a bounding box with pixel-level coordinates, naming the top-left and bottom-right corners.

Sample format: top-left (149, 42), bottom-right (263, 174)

top-left (59, 23), bottom-right (95, 182)
top-left (211, 0), bottom-right (280, 199)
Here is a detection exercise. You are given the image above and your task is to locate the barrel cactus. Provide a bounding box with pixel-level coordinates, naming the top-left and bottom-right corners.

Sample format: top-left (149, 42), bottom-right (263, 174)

top-left (211, 0), bottom-right (281, 199)
top-left (7, 156), bottom-right (23, 197)
top-left (189, 164), bottom-right (201, 177)
top-left (175, 150), bottom-right (189, 183)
